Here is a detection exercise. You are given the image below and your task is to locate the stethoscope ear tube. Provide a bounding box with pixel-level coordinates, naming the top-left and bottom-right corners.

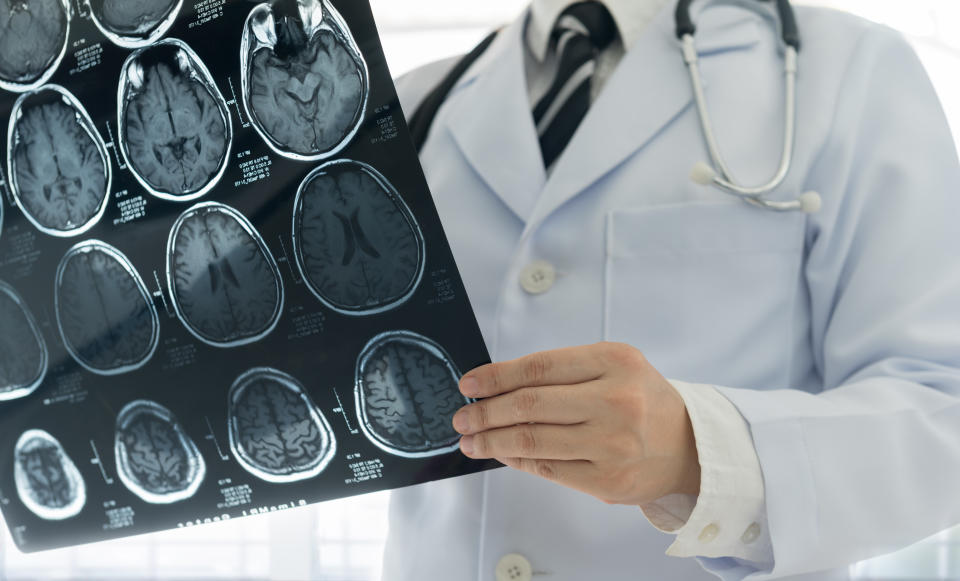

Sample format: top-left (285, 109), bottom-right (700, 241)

top-left (675, 0), bottom-right (697, 38)
top-left (776, 0), bottom-right (801, 49)
top-left (676, 0), bottom-right (800, 50)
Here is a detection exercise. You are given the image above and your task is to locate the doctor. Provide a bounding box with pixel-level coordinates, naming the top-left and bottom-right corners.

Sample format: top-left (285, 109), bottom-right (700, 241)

top-left (382, 0), bottom-right (960, 579)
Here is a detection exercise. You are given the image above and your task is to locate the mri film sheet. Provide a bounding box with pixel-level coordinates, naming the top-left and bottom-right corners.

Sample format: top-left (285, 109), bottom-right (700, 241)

top-left (0, 0), bottom-right (493, 552)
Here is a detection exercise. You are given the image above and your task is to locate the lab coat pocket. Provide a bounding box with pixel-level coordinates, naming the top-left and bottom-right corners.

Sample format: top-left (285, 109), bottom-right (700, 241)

top-left (604, 203), bottom-right (805, 387)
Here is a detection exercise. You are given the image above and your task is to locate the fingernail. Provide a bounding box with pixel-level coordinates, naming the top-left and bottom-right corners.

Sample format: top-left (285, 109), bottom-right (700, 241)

top-left (460, 435), bottom-right (474, 455)
top-left (452, 410), bottom-right (470, 434)
top-left (461, 376), bottom-right (480, 397)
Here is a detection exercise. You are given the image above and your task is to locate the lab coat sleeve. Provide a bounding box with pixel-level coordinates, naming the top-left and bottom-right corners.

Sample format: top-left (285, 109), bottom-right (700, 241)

top-left (640, 381), bottom-right (771, 563)
top-left (699, 26), bottom-right (960, 580)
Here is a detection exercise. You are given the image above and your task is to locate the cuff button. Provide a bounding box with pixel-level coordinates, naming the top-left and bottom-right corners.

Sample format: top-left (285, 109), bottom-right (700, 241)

top-left (741, 522), bottom-right (761, 544)
top-left (698, 523), bottom-right (720, 543)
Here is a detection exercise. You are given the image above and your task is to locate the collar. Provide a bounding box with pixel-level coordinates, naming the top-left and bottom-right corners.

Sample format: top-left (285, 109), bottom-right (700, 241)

top-left (526, 0), bottom-right (673, 61)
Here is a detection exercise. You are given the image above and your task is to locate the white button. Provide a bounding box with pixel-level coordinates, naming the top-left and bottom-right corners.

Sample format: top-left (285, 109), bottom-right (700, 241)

top-left (495, 553), bottom-right (533, 581)
top-left (519, 260), bottom-right (556, 295)
top-left (741, 522), bottom-right (761, 544)
top-left (698, 523), bottom-right (720, 543)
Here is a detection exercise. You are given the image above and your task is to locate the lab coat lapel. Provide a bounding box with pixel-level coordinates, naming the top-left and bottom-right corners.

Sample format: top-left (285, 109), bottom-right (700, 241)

top-left (524, 3), bottom-right (762, 231)
top-left (444, 18), bottom-right (546, 223)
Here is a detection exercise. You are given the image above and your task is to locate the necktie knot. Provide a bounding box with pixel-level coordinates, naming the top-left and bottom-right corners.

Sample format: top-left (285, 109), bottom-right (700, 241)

top-left (553, 2), bottom-right (618, 52)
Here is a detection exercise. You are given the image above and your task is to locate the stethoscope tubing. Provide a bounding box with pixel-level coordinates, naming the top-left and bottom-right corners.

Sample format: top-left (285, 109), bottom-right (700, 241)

top-left (676, 0), bottom-right (800, 49)
top-left (683, 35), bottom-right (797, 199)
top-left (678, 0), bottom-right (820, 212)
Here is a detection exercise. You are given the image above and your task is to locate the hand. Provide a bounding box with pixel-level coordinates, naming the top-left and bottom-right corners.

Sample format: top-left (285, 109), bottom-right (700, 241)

top-left (452, 342), bottom-right (701, 505)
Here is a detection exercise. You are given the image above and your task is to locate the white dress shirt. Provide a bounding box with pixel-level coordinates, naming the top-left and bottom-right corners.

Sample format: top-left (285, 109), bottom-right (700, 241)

top-left (524, 0), bottom-right (770, 562)
top-left (525, 0), bottom-right (671, 104)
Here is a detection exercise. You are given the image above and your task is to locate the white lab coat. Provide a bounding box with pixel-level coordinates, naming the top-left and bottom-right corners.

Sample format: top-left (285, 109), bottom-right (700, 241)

top-left (382, 3), bottom-right (960, 580)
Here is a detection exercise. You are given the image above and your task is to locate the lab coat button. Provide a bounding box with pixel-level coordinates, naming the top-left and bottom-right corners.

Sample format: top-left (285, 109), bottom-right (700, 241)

top-left (495, 553), bottom-right (533, 581)
top-left (519, 261), bottom-right (556, 294)
top-left (741, 522), bottom-right (761, 544)
top-left (698, 523), bottom-right (720, 543)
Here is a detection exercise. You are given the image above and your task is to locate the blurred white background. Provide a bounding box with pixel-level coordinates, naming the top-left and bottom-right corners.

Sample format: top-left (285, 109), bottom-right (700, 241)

top-left (2, 1), bottom-right (958, 579)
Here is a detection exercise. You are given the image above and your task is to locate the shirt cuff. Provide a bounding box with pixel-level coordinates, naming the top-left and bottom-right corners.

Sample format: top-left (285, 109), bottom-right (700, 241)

top-left (639, 380), bottom-right (773, 563)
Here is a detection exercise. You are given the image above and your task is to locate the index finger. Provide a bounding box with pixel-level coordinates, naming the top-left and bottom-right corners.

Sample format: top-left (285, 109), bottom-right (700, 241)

top-left (461, 344), bottom-right (607, 398)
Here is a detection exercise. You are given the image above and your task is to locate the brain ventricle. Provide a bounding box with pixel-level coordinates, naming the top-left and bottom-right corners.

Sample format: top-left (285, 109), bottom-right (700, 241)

top-left (55, 241), bottom-right (158, 375)
top-left (10, 86), bottom-right (110, 236)
top-left (168, 203), bottom-right (283, 346)
top-left (0, 0), bottom-right (69, 91)
top-left (243, 0), bottom-right (367, 159)
top-left (119, 39), bottom-right (231, 200)
top-left (14, 430), bottom-right (86, 520)
top-left (357, 332), bottom-right (466, 457)
top-left (0, 282), bottom-right (47, 401)
top-left (114, 400), bottom-right (205, 503)
top-left (228, 368), bottom-right (336, 482)
top-left (294, 161), bottom-right (424, 315)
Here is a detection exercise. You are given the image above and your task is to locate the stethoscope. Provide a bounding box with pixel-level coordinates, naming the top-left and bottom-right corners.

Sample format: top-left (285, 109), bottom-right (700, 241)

top-left (679, 0), bottom-right (821, 212)
top-left (408, 0), bottom-right (822, 214)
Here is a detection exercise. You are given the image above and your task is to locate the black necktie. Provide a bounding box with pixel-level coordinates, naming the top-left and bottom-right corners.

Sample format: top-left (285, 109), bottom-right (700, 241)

top-left (533, 2), bottom-right (618, 168)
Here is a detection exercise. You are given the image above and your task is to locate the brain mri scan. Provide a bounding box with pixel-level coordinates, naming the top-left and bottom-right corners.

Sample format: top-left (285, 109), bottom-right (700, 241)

top-left (118, 39), bottom-right (232, 202)
top-left (14, 430), bottom-right (86, 520)
top-left (241, 0), bottom-right (368, 161)
top-left (114, 400), bottom-right (205, 504)
top-left (167, 202), bottom-right (284, 347)
top-left (0, 281), bottom-right (48, 402)
top-left (55, 241), bottom-right (159, 375)
top-left (84, 0), bottom-right (183, 48)
top-left (228, 367), bottom-right (336, 483)
top-left (355, 331), bottom-right (467, 458)
top-left (0, 0), bottom-right (70, 93)
top-left (293, 160), bottom-right (424, 316)
top-left (7, 85), bottom-right (111, 237)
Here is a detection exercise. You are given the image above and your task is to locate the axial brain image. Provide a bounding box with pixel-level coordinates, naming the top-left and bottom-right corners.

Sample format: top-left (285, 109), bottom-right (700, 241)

top-left (356, 332), bottom-right (466, 457)
top-left (115, 400), bottom-right (205, 504)
top-left (228, 368), bottom-right (335, 483)
top-left (0, 0), bottom-right (69, 91)
top-left (168, 203), bottom-right (283, 346)
top-left (88, 0), bottom-right (181, 46)
top-left (294, 161), bottom-right (424, 315)
top-left (14, 430), bottom-right (86, 520)
top-left (0, 282), bottom-right (47, 401)
top-left (9, 87), bottom-right (110, 236)
top-left (243, 0), bottom-right (367, 159)
top-left (56, 241), bottom-right (158, 375)
top-left (119, 40), bottom-right (231, 200)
